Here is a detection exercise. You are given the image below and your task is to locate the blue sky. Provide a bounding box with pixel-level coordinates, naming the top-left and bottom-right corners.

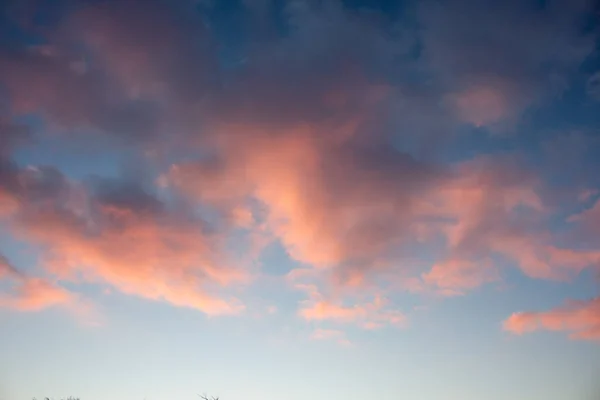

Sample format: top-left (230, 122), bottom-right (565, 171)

top-left (1, 1), bottom-right (600, 399)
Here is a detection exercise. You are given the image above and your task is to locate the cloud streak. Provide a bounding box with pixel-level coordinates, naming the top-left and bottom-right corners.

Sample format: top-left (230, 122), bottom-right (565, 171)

top-left (504, 297), bottom-right (600, 341)
top-left (0, 253), bottom-right (75, 312)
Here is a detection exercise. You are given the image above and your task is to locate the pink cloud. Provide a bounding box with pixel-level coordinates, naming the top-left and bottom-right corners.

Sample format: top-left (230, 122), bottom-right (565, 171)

top-left (0, 254), bottom-right (80, 313)
top-left (504, 297), bottom-right (600, 341)
top-left (487, 235), bottom-right (600, 280)
top-left (298, 286), bottom-right (405, 330)
top-left (166, 113), bottom-right (443, 322)
top-left (166, 114), bottom-right (438, 280)
top-left (422, 258), bottom-right (498, 296)
top-left (418, 157), bottom-right (600, 284)
top-left (169, 110), bottom-right (426, 272)
top-left (1, 165), bottom-right (246, 316)
top-left (18, 203), bottom-right (245, 315)
top-left (166, 115), bottom-right (600, 307)
top-left (0, 278), bottom-right (74, 312)
top-left (301, 300), bottom-right (369, 323)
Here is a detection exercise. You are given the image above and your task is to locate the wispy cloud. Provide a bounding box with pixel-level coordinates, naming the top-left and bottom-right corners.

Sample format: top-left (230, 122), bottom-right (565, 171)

top-left (504, 297), bottom-right (600, 341)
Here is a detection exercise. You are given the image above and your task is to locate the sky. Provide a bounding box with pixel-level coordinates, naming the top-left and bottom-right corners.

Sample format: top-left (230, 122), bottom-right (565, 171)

top-left (1, 0), bottom-right (600, 399)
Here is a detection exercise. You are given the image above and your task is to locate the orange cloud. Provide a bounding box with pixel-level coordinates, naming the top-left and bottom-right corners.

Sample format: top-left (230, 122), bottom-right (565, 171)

top-left (1, 165), bottom-right (246, 316)
top-left (504, 297), bottom-right (600, 341)
top-left (167, 115), bottom-right (444, 322)
top-left (167, 116), bottom-right (600, 305)
top-left (0, 278), bottom-right (74, 312)
top-left (422, 258), bottom-right (498, 296)
top-left (418, 157), bottom-right (600, 285)
top-left (301, 300), bottom-right (369, 323)
top-left (0, 254), bottom-right (77, 313)
top-left (158, 98), bottom-right (600, 337)
top-left (166, 117), bottom-right (437, 277)
top-left (298, 288), bottom-right (405, 330)
top-left (17, 203), bottom-right (245, 315)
